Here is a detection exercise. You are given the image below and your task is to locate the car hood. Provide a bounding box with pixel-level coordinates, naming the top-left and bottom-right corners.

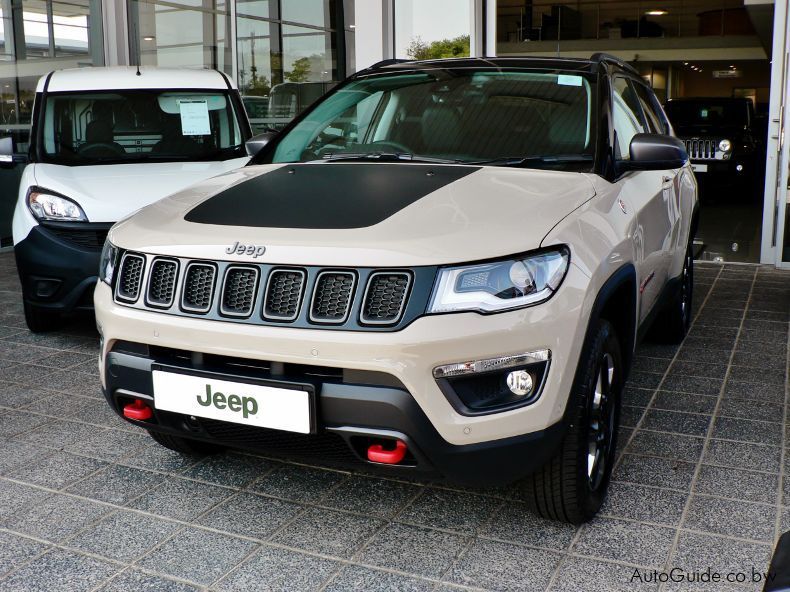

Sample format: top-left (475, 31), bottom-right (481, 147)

top-left (32, 158), bottom-right (249, 223)
top-left (673, 124), bottom-right (745, 138)
top-left (110, 162), bottom-right (597, 267)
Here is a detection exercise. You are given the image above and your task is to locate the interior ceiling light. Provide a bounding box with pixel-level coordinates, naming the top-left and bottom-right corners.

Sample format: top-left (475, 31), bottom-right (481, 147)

top-left (645, 9), bottom-right (669, 16)
top-left (143, 36), bottom-right (155, 41)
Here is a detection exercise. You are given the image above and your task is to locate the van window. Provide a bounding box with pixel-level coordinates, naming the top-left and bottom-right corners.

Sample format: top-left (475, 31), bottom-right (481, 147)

top-left (40, 90), bottom-right (246, 165)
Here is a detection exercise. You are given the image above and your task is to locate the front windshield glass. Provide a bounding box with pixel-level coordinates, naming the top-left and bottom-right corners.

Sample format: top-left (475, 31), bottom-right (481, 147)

top-left (41, 90), bottom-right (246, 165)
top-left (665, 100), bottom-right (749, 127)
top-left (269, 69), bottom-right (596, 168)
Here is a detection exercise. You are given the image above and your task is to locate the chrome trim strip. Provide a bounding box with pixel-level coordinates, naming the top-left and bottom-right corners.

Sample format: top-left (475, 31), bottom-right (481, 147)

top-left (308, 270), bottom-right (356, 324)
top-left (359, 271), bottom-right (412, 326)
top-left (144, 257), bottom-right (179, 309)
top-left (262, 268), bottom-right (306, 322)
top-left (180, 261), bottom-right (217, 314)
top-left (433, 349), bottom-right (552, 379)
top-left (219, 265), bottom-right (260, 318)
top-left (114, 252), bottom-right (146, 304)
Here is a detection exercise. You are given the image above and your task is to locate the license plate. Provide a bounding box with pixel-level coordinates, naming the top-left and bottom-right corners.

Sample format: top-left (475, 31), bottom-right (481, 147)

top-left (152, 369), bottom-right (312, 434)
top-left (691, 164), bottom-right (708, 173)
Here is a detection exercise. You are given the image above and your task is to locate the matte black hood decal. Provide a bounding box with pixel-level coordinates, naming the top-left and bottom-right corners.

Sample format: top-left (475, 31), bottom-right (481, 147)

top-left (184, 163), bottom-right (479, 229)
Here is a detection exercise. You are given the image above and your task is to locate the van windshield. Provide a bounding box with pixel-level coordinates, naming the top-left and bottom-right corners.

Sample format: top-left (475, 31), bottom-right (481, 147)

top-left (40, 89), bottom-right (247, 165)
top-left (266, 69), bottom-right (596, 170)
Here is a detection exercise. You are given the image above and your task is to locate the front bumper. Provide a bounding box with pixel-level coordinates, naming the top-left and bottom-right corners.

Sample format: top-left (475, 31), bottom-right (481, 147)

top-left (15, 223), bottom-right (110, 313)
top-left (95, 262), bottom-right (591, 482)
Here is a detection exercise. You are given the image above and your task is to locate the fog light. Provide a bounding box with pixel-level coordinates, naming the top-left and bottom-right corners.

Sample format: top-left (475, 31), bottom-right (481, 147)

top-left (506, 370), bottom-right (534, 396)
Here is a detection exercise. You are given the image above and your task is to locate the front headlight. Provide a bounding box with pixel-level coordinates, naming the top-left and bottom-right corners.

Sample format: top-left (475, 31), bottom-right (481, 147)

top-left (99, 240), bottom-right (119, 286)
top-left (27, 187), bottom-right (87, 221)
top-left (428, 247), bottom-right (570, 314)
top-left (718, 139), bottom-right (732, 153)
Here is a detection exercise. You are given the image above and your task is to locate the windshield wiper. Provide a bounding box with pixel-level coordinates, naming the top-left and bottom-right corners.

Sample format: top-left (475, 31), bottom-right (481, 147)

top-left (321, 152), bottom-right (460, 164)
top-left (465, 155), bottom-right (594, 167)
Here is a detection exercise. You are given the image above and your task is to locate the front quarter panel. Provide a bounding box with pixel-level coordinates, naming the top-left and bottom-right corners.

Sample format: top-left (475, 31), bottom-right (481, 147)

top-left (11, 164), bottom-right (38, 245)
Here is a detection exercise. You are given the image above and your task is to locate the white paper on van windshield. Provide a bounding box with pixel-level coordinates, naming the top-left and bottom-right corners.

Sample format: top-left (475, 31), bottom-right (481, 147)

top-left (178, 100), bottom-right (211, 135)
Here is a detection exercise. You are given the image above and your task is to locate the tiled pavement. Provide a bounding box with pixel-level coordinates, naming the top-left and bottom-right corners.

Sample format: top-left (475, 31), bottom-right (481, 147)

top-left (0, 251), bottom-right (788, 592)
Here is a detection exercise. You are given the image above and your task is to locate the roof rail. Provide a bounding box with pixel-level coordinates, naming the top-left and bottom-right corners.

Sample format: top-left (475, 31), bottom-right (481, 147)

top-left (590, 53), bottom-right (639, 75)
top-left (363, 58), bottom-right (412, 72)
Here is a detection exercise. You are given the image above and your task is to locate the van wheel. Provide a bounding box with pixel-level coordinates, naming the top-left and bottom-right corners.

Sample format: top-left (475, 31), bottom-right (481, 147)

top-left (522, 319), bottom-right (622, 524)
top-left (650, 240), bottom-right (693, 344)
top-left (147, 430), bottom-right (224, 455)
top-left (23, 302), bottom-right (62, 333)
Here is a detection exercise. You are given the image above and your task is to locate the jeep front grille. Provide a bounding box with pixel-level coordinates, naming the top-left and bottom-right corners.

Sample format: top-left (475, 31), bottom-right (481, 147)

top-left (361, 272), bottom-right (411, 325)
top-left (181, 262), bottom-right (216, 313)
top-left (146, 258), bottom-right (178, 307)
top-left (310, 271), bottom-right (356, 323)
top-left (113, 251), bottom-right (426, 331)
top-left (263, 269), bottom-right (305, 321)
top-left (683, 138), bottom-right (722, 161)
top-left (220, 266), bottom-right (259, 317)
top-left (115, 253), bottom-right (145, 303)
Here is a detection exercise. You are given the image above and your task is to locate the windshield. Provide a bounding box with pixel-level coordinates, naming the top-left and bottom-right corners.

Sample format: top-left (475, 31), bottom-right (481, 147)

top-left (665, 100), bottom-right (749, 127)
top-left (40, 89), bottom-right (247, 165)
top-left (267, 69), bottom-right (596, 169)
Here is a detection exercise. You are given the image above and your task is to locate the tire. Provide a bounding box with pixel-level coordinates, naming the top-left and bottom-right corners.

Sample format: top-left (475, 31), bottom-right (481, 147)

top-left (146, 429), bottom-right (224, 455)
top-left (522, 319), bottom-right (623, 524)
top-left (23, 301), bottom-right (62, 333)
top-left (650, 240), bottom-right (693, 344)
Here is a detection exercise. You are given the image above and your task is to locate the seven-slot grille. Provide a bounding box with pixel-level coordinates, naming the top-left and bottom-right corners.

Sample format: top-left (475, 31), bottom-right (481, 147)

top-left (146, 259), bottom-right (178, 307)
top-left (220, 266), bottom-right (259, 317)
top-left (181, 263), bottom-right (216, 313)
top-left (113, 252), bottom-right (415, 329)
top-left (684, 138), bottom-right (719, 160)
top-left (310, 272), bottom-right (356, 323)
top-left (263, 269), bottom-right (305, 321)
top-left (115, 253), bottom-right (145, 302)
top-left (361, 272), bottom-right (411, 325)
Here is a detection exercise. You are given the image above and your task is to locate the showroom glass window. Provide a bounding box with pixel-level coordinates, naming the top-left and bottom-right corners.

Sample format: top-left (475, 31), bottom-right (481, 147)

top-left (235, 0), bottom-right (353, 132)
top-left (611, 77), bottom-right (647, 160)
top-left (268, 69), bottom-right (596, 167)
top-left (394, 0), bottom-right (471, 60)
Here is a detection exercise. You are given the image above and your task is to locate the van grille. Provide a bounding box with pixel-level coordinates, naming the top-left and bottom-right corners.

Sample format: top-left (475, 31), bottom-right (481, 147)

top-left (361, 272), bottom-right (411, 325)
top-left (146, 259), bottom-right (178, 307)
top-left (116, 254), bottom-right (145, 303)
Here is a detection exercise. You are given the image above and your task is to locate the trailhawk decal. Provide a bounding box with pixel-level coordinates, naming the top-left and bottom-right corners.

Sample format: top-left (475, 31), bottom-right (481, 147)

top-left (184, 163), bottom-right (479, 229)
top-left (152, 370), bottom-right (311, 433)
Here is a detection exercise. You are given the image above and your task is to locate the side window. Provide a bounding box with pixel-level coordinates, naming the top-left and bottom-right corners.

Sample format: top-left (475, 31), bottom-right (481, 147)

top-left (633, 82), bottom-right (665, 134)
top-left (611, 77), bottom-right (646, 160)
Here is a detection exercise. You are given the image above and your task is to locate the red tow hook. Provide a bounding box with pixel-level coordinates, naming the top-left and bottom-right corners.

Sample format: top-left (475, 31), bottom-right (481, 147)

top-left (367, 439), bottom-right (407, 464)
top-left (123, 399), bottom-right (153, 421)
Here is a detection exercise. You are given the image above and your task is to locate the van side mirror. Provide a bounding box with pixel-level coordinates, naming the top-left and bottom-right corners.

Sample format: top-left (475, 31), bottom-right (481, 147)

top-left (0, 136), bottom-right (27, 168)
top-left (626, 133), bottom-right (688, 171)
top-left (245, 131), bottom-right (278, 157)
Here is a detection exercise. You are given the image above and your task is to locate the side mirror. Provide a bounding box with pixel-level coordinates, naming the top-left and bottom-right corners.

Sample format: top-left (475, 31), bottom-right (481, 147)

top-left (626, 133), bottom-right (688, 171)
top-left (245, 131), bottom-right (277, 157)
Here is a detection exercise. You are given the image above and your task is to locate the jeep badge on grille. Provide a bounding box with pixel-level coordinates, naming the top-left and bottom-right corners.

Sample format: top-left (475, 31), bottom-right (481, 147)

top-left (226, 241), bottom-right (266, 258)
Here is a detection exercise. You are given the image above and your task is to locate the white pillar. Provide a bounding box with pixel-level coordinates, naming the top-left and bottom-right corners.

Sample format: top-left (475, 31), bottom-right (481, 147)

top-left (354, 0), bottom-right (393, 71)
top-left (485, 0), bottom-right (497, 56)
top-left (102, 0), bottom-right (130, 66)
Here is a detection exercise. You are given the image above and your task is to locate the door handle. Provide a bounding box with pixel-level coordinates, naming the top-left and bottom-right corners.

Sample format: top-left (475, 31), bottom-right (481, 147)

top-left (662, 176), bottom-right (672, 184)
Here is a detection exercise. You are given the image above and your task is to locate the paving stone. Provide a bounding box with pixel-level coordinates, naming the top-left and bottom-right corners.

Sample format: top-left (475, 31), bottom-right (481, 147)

top-left (695, 464), bottom-right (779, 504)
top-left (712, 417), bottom-right (782, 446)
top-left (670, 531), bottom-right (772, 579)
top-left (614, 454), bottom-right (696, 490)
top-left (65, 428), bottom-right (149, 460)
top-left (248, 463), bottom-right (347, 502)
top-left (0, 480), bottom-right (51, 524)
top-left (128, 478), bottom-right (234, 521)
top-left (0, 410), bottom-right (52, 437)
top-left (729, 364), bottom-right (787, 386)
top-left (66, 464), bottom-right (165, 505)
top-left (723, 379), bottom-right (786, 404)
top-left (197, 492), bottom-right (303, 540)
top-left (704, 439), bottom-right (782, 473)
top-left (622, 386), bottom-right (654, 408)
top-left (669, 361), bottom-right (729, 380)
top-left (118, 440), bottom-right (204, 473)
top-left (627, 371), bottom-right (664, 390)
top-left (0, 383), bottom-right (53, 408)
top-left (660, 374), bottom-right (724, 396)
top-left (0, 531), bottom-right (49, 577)
top-left (64, 510), bottom-right (180, 562)
top-left (181, 453), bottom-right (273, 488)
top-left (137, 526), bottom-right (258, 586)
top-left (717, 397), bottom-right (784, 423)
top-left (273, 506), bottom-right (383, 559)
top-left (214, 545), bottom-right (337, 592)
top-left (448, 539), bottom-right (560, 592)
top-left (98, 570), bottom-right (202, 592)
top-left (16, 418), bottom-right (104, 449)
top-left (357, 523), bottom-right (468, 578)
top-left (0, 439), bottom-right (55, 475)
top-left (601, 482), bottom-right (688, 526)
top-left (0, 548), bottom-right (118, 592)
top-left (632, 357), bottom-right (673, 374)
top-left (574, 516), bottom-right (675, 567)
top-left (480, 502), bottom-right (576, 550)
top-left (549, 556), bottom-right (657, 591)
top-left (683, 494), bottom-right (776, 541)
top-left (625, 431), bottom-right (705, 463)
top-left (642, 409), bottom-right (711, 437)
top-left (318, 475), bottom-right (420, 518)
top-left (652, 391), bottom-right (717, 415)
top-left (9, 451), bottom-right (107, 490)
top-left (398, 488), bottom-right (498, 534)
top-left (324, 565), bottom-right (434, 592)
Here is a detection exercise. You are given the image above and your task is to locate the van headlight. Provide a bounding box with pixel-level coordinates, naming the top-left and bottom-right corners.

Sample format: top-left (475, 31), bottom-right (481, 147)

top-left (99, 240), bottom-right (119, 286)
top-left (27, 187), bottom-right (87, 221)
top-left (428, 247), bottom-right (570, 314)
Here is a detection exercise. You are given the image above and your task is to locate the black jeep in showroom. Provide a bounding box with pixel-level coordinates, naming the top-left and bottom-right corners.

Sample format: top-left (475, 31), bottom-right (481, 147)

top-left (665, 97), bottom-right (764, 198)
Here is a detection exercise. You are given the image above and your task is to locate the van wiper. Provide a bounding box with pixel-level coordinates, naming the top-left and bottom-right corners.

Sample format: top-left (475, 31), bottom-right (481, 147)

top-left (465, 155), bottom-right (593, 167)
top-left (321, 152), bottom-right (460, 164)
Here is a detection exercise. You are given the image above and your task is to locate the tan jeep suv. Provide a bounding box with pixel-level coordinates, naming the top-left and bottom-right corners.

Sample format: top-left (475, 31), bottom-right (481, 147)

top-left (95, 55), bottom-right (697, 523)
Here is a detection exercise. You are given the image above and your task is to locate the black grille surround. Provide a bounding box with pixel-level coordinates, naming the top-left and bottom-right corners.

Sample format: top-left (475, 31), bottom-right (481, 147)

top-left (112, 251), bottom-right (436, 332)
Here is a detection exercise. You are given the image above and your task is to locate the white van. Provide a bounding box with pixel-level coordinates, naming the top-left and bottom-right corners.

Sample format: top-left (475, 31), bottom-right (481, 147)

top-left (2, 67), bottom-right (254, 331)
